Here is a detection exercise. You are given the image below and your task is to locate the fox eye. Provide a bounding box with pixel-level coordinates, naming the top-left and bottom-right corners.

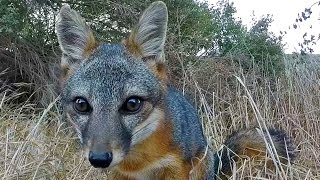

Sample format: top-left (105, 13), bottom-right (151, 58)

top-left (121, 97), bottom-right (143, 114)
top-left (74, 97), bottom-right (91, 113)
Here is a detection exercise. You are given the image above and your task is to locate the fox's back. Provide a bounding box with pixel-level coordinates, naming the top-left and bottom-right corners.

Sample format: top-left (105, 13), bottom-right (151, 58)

top-left (166, 88), bottom-right (207, 160)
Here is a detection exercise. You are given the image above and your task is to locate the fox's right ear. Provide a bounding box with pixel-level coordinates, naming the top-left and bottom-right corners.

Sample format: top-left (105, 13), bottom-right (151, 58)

top-left (55, 5), bottom-right (98, 80)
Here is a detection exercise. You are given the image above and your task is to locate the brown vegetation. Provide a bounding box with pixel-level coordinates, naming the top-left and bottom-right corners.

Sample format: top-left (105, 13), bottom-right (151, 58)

top-left (0, 51), bottom-right (319, 179)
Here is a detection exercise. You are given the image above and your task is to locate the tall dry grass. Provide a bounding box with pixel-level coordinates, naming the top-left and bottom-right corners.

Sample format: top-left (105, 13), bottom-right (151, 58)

top-left (0, 54), bottom-right (319, 179)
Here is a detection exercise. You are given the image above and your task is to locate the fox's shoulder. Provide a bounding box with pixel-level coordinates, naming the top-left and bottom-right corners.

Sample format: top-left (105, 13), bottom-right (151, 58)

top-left (166, 87), bottom-right (198, 125)
top-left (165, 87), bottom-right (207, 160)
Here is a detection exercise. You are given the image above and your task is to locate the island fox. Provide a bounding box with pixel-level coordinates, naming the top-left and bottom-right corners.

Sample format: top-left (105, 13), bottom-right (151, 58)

top-left (55, 1), bottom-right (294, 179)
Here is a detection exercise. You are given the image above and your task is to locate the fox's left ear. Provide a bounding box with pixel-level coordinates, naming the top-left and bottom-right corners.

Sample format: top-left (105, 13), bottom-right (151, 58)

top-left (124, 1), bottom-right (168, 61)
top-left (124, 1), bottom-right (168, 84)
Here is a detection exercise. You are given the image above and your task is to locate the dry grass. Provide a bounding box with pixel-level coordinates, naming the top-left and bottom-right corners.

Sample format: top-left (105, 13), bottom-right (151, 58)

top-left (0, 38), bottom-right (58, 107)
top-left (0, 54), bottom-right (319, 179)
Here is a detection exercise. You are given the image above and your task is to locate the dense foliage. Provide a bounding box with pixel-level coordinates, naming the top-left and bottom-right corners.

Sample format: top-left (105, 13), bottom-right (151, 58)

top-left (0, 0), bottom-right (293, 104)
top-left (0, 0), bottom-right (284, 57)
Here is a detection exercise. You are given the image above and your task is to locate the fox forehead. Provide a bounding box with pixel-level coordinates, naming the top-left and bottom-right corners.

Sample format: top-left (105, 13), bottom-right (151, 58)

top-left (62, 43), bottom-right (161, 103)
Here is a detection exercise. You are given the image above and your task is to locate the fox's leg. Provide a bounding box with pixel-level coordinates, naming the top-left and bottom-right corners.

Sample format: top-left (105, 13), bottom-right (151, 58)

top-left (110, 167), bottom-right (188, 180)
top-left (158, 170), bottom-right (187, 180)
top-left (159, 154), bottom-right (210, 180)
top-left (158, 165), bottom-right (190, 180)
top-left (109, 170), bottom-right (134, 180)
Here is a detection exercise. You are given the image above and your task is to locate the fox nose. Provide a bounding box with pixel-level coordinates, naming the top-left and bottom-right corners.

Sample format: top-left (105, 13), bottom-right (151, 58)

top-left (88, 151), bottom-right (113, 168)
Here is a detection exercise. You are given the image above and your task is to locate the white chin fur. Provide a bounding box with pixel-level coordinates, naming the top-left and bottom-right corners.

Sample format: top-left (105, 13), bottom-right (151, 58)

top-left (108, 149), bottom-right (125, 168)
top-left (130, 108), bottom-right (163, 146)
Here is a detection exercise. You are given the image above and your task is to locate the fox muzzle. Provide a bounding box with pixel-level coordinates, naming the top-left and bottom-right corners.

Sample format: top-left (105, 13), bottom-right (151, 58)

top-left (88, 151), bottom-right (113, 168)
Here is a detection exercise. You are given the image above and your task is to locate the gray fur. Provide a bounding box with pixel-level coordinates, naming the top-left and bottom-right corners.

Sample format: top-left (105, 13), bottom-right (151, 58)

top-left (166, 88), bottom-right (207, 160)
top-left (61, 44), bottom-right (163, 152)
top-left (61, 42), bottom-right (213, 177)
top-left (56, 2), bottom-right (212, 177)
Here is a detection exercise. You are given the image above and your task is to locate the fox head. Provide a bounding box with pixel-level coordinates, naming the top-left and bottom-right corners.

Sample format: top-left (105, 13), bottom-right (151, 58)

top-left (55, 2), bottom-right (168, 168)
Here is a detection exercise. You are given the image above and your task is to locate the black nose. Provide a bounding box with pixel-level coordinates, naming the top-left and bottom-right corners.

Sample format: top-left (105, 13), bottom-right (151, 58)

top-left (88, 151), bottom-right (113, 168)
